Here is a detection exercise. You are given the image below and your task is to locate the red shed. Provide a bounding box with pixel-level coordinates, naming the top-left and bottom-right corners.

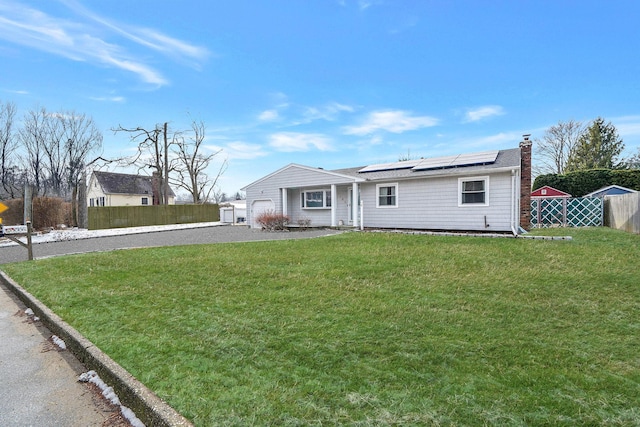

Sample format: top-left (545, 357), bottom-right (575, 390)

top-left (531, 185), bottom-right (571, 198)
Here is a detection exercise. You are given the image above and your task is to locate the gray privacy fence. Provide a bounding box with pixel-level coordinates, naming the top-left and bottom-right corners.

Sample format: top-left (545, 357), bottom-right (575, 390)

top-left (531, 197), bottom-right (603, 228)
top-left (88, 204), bottom-right (219, 230)
top-left (605, 192), bottom-right (640, 234)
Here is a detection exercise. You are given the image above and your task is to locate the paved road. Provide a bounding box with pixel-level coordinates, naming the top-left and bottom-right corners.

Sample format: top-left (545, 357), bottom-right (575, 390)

top-left (0, 225), bottom-right (343, 264)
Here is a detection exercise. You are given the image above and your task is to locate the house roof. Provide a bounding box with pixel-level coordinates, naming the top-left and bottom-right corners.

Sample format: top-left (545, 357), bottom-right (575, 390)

top-left (584, 185), bottom-right (637, 198)
top-left (531, 185), bottom-right (571, 198)
top-left (92, 171), bottom-right (176, 197)
top-left (334, 148), bottom-right (521, 181)
top-left (242, 163), bottom-right (366, 190)
top-left (243, 148), bottom-right (522, 190)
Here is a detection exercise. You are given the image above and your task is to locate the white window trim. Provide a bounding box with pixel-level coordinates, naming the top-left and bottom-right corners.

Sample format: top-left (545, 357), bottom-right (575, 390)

top-left (458, 176), bottom-right (489, 207)
top-left (301, 188), bottom-right (332, 209)
top-left (376, 183), bottom-right (399, 208)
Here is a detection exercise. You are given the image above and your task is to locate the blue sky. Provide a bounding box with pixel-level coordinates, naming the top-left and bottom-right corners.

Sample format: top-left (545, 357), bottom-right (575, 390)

top-left (1, 0), bottom-right (639, 196)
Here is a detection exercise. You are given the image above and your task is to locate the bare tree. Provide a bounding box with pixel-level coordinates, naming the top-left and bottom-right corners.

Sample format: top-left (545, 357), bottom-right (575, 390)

top-left (113, 123), bottom-right (173, 205)
top-left (61, 111), bottom-right (103, 226)
top-left (171, 120), bottom-right (227, 204)
top-left (211, 188), bottom-right (228, 204)
top-left (622, 147), bottom-right (640, 169)
top-left (42, 112), bottom-right (67, 197)
top-left (534, 120), bottom-right (585, 175)
top-left (20, 107), bottom-right (49, 196)
top-left (0, 101), bottom-right (21, 198)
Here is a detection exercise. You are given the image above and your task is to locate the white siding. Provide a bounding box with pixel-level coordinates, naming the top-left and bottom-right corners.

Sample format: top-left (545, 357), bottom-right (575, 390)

top-left (360, 171), bottom-right (515, 232)
top-left (246, 164), bottom-right (518, 232)
top-left (244, 165), bottom-right (355, 227)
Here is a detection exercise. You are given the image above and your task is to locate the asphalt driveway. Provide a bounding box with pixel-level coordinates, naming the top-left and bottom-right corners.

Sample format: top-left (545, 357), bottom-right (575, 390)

top-left (0, 224), bottom-right (343, 264)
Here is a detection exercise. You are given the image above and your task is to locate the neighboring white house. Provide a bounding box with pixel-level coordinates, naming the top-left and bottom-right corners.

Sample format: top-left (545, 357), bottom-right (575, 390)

top-left (87, 171), bottom-right (176, 207)
top-left (242, 137), bottom-right (533, 234)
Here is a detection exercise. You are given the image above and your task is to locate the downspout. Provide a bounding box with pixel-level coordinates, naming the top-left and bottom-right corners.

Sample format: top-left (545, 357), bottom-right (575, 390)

top-left (511, 169), bottom-right (519, 236)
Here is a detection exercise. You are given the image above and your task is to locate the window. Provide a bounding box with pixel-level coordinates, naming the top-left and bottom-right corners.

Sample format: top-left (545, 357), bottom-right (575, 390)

top-left (459, 177), bottom-right (489, 206)
top-left (377, 183), bottom-right (398, 208)
top-left (98, 197), bottom-right (106, 207)
top-left (141, 197), bottom-right (149, 205)
top-left (301, 189), bottom-right (331, 209)
top-left (89, 198), bottom-right (95, 207)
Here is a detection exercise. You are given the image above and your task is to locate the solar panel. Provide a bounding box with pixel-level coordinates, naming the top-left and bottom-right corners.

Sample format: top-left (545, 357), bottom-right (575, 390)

top-left (449, 150), bottom-right (499, 168)
top-left (412, 150), bottom-right (499, 171)
top-left (358, 159), bottom-right (421, 173)
top-left (411, 155), bottom-right (459, 170)
top-left (358, 150), bottom-right (500, 173)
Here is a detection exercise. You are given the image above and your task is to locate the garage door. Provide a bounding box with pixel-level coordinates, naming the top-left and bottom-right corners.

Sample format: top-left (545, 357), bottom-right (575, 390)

top-left (251, 199), bottom-right (275, 229)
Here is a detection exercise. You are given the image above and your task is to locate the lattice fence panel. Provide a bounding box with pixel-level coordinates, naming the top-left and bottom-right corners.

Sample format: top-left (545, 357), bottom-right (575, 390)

top-left (566, 197), bottom-right (603, 227)
top-left (531, 197), bottom-right (603, 228)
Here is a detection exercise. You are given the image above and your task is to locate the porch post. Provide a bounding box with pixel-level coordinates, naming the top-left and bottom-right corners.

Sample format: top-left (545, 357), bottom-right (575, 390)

top-left (331, 184), bottom-right (337, 227)
top-left (352, 182), bottom-right (359, 228)
top-left (281, 188), bottom-right (288, 216)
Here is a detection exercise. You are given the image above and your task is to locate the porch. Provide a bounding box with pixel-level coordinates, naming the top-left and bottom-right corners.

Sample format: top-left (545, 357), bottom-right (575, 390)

top-left (280, 183), bottom-right (361, 228)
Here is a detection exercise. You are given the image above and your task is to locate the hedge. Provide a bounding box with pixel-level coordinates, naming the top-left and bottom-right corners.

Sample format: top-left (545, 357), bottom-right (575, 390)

top-left (533, 169), bottom-right (640, 197)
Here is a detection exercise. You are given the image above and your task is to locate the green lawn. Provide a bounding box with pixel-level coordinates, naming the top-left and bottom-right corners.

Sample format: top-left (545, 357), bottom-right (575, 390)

top-left (2, 227), bottom-right (639, 426)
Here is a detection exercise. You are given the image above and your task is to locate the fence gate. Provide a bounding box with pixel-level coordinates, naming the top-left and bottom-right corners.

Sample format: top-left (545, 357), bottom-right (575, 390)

top-left (531, 197), bottom-right (603, 228)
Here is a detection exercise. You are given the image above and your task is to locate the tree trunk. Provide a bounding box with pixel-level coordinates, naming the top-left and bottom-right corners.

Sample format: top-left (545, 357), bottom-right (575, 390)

top-left (163, 122), bottom-right (169, 205)
top-left (77, 171), bottom-right (88, 228)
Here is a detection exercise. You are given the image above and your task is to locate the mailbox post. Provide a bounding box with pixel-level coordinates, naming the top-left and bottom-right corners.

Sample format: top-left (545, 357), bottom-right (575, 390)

top-left (2, 221), bottom-right (33, 261)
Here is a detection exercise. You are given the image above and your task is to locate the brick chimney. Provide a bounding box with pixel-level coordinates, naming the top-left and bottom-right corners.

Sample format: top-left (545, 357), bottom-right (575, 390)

top-left (519, 135), bottom-right (532, 230)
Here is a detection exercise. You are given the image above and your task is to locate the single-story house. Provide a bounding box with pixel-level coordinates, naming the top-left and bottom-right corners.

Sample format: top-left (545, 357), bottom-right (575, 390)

top-left (88, 171), bottom-right (176, 207)
top-left (584, 185), bottom-right (638, 198)
top-left (531, 186), bottom-right (571, 199)
top-left (242, 137), bottom-right (533, 234)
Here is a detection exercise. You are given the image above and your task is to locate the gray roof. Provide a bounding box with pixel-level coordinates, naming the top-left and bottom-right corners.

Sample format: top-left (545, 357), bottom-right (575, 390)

top-left (93, 171), bottom-right (176, 197)
top-left (332, 147), bottom-right (521, 181)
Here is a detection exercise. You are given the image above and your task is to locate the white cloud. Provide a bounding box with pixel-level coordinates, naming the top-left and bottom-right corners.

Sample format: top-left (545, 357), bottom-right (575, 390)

top-left (258, 110), bottom-right (279, 122)
top-left (302, 102), bottom-right (354, 122)
top-left (2, 88), bottom-right (29, 95)
top-left (343, 110), bottom-right (439, 135)
top-left (60, 0), bottom-right (210, 64)
top-left (464, 105), bottom-right (505, 123)
top-left (269, 132), bottom-right (333, 152)
top-left (0, 0), bottom-right (208, 86)
top-left (612, 115), bottom-right (640, 137)
top-left (90, 95), bottom-right (125, 103)
top-left (206, 141), bottom-right (268, 160)
top-left (359, 0), bottom-right (381, 10)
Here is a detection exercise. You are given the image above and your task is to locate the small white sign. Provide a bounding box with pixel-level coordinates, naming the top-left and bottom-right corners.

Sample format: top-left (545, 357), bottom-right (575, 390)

top-left (3, 225), bottom-right (28, 234)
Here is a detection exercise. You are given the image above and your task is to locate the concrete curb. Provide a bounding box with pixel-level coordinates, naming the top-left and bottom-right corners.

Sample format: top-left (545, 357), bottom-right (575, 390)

top-left (0, 271), bottom-right (193, 427)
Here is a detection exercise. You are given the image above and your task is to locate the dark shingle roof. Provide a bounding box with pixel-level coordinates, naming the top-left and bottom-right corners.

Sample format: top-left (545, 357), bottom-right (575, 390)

top-left (93, 171), bottom-right (175, 197)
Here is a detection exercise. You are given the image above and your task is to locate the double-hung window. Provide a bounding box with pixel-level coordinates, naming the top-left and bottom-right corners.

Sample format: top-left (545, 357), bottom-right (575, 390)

top-left (376, 183), bottom-right (398, 208)
top-left (459, 176), bottom-right (489, 206)
top-left (301, 189), bottom-right (331, 209)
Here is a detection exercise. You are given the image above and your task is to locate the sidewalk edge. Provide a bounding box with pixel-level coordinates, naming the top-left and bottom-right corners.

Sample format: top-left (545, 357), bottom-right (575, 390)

top-left (0, 270), bottom-right (193, 427)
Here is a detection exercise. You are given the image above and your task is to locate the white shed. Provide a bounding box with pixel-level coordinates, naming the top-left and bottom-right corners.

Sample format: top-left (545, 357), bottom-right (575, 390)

top-left (219, 201), bottom-right (247, 224)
